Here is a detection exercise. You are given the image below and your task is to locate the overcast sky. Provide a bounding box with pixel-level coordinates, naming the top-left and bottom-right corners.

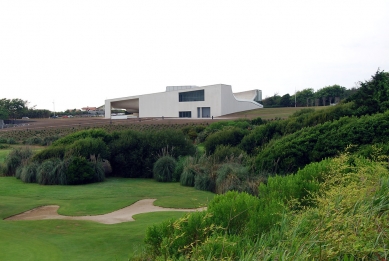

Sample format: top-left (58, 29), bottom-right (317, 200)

top-left (1, 0), bottom-right (388, 112)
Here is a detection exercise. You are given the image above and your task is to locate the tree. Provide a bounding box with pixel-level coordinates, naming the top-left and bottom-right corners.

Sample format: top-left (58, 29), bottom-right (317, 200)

top-left (294, 88), bottom-right (315, 107)
top-left (0, 107), bottom-right (8, 119)
top-left (262, 94), bottom-right (282, 107)
top-left (315, 85), bottom-right (346, 106)
top-left (9, 99), bottom-right (28, 119)
top-left (280, 94), bottom-right (291, 107)
top-left (348, 69), bottom-right (389, 115)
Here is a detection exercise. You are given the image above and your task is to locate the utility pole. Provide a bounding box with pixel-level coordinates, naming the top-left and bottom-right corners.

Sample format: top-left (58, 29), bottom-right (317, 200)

top-left (295, 88), bottom-right (297, 108)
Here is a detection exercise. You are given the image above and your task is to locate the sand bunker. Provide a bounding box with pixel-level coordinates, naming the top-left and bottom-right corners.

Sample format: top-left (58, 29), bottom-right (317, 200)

top-left (5, 199), bottom-right (206, 224)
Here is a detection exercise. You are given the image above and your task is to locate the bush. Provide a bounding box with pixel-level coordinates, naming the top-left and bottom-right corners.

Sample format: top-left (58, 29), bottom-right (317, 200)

top-left (32, 146), bottom-right (66, 163)
top-left (180, 157), bottom-right (196, 187)
top-left (212, 145), bottom-right (246, 163)
top-left (89, 155), bottom-right (105, 183)
top-left (255, 111), bottom-right (389, 174)
top-left (65, 137), bottom-right (109, 159)
top-left (4, 147), bottom-right (33, 176)
top-left (109, 129), bottom-right (195, 178)
top-left (251, 116), bottom-right (266, 126)
top-left (153, 156), bottom-right (177, 182)
top-left (66, 156), bottom-right (95, 185)
top-left (0, 144), bottom-right (9, 149)
top-left (0, 137), bottom-right (7, 143)
top-left (215, 163), bottom-right (251, 194)
top-left (20, 162), bottom-right (39, 183)
top-left (37, 158), bottom-right (61, 185)
top-left (24, 136), bottom-right (43, 145)
top-left (41, 135), bottom-right (60, 146)
top-left (204, 127), bottom-right (247, 154)
top-left (208, 191), bottom-right (260, 236)
top-left (172, 156), bottom-right (187, 182)
top-left (52, 128), bottom-right (112, 147)
top-left (194, 172), bottom-right (216, 192)
top-left (7, 138), bottom-right (16, 144)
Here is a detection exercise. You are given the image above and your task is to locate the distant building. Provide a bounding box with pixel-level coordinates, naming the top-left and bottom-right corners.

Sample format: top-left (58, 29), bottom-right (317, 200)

top-left (105, 84), bottom-right (262, 119)
top-left (81, 107), bottom-right (97, 111)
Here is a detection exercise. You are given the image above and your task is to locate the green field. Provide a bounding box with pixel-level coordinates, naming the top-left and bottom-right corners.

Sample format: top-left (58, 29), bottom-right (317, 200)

top-left (0, 177), bottom-right (214, 260)
top-left (227, 106), bottom-right (327, 119)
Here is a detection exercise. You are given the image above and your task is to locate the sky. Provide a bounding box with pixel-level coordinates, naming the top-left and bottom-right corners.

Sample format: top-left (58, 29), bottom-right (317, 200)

top-left (1, 0), bottom-right (388, 112)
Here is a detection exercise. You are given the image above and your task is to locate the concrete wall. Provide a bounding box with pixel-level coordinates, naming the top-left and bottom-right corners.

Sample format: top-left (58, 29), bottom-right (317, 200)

top-left (139, 85), bottom-right (222, 118)
top-left (221, 85), bottom-right (263, 115)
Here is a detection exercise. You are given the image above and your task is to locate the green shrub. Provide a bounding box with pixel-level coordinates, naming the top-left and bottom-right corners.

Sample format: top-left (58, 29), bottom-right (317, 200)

top-left (65, 137), bottom-right (109, 159)
top-left (251, 116), bottom-right (266, 126)
top-left (204, 127), bottom-right (247, 154)
top-left (180, 157), bottom-right (196, 187)
top-left (24, 136), bottom-right (43, 145)
top-left (20, 162), bottom-right (39, 183)
top-left (32, 145), bottom-right (66, 163)
top-left (212, 145), bottom-right (246, 163)
top-left (52, 128), bottom-right (112, 146)
top-left (144, 211), bottom-right (215, 259)
top-left (172, 156), bottom-right (187, 182)
top-left (7, 138), bottom-right (16, 144)
top-left (109, 129), bottom-right (195, 178)
top-left (0, 144), bottom-right (9, 149)
top-left (194, 172), bottom-right (216, 192)
top-left (89, 155), bottom-right (105, 183)
top-left (4, 147), bottom-right (33, 176)
top-left (0, 137), bottom-right (7, 143)
top-left (37, 158), bottom-right (61, 185)
top-left (15, 166), bottom-right (23, 179)
top-left (66, 156), bottom-right (95, 185)
top-left (52, 158), bottom-right (69, 185)
top-left (208, 191), bottom-right (260, 236)
top-left (255, 111), bottom-right (389, 174)
top-left (41, 135), bottom-right (60, 146)
top-left (153, 156), bottom-right (177, 182)
top-left (215, 163), bottom-right (250, 194)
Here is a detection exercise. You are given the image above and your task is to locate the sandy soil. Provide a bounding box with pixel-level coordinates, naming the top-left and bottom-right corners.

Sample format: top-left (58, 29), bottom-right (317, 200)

top-left (5, 199), bottom-right (206, 224)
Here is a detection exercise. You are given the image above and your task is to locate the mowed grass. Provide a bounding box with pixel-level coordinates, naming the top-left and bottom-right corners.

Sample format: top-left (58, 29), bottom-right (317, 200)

top-left (226, 106), bottom-right (327, 120)
top-left (0, 177), bottom-right (214, 260)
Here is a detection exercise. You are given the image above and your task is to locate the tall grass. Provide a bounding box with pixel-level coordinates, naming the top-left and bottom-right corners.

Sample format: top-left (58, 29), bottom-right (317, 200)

top-left (20, 162), bottom-right (39, 183)
top-left (37, 158), bottom-right (61, 185)
top-left (136, 153), bottom-right (389, 260)
top-left (4, 147), bottom-right (33, 176)
top-left (153, 156), bottom-right (177, 182)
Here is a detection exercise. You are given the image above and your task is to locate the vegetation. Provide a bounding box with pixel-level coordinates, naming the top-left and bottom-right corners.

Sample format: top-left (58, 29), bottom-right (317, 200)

top-left (135, 153), bottom-right (389, 260)
top-left (1, 69), bottom-right (388, 259)
top-left (0, 178), bottom-right (214, 261)
top-left (153, 156), bottom-right (177, 182)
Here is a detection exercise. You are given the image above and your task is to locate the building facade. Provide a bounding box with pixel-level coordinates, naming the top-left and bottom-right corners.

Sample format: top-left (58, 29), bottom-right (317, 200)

top-left (105, 84), bottom-right (263, 119)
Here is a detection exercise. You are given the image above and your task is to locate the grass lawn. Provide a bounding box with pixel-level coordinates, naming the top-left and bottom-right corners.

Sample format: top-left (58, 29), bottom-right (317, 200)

top-left (226, 106), bottom-right (327, 120)
top-left (0, 177), bottom-right (214, 260)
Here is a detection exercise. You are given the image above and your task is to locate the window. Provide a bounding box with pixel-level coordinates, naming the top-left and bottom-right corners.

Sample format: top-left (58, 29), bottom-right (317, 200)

top-left (179, 111), bottom-right (192, 118)
top-left (179, 90), bottom-right (204, 102)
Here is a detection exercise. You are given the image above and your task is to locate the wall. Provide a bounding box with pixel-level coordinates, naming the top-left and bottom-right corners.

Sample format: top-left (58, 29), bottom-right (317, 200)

top-left (221, 85), bottom-right (263, 116)
top-left (139, 85), bottom-right (223, 118)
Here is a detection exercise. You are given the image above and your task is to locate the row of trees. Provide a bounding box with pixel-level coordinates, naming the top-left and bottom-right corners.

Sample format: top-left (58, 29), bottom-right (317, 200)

top-left (262, 84), bottom-right (358, 107)
top-left (0, 98), bottom-right (52, 119)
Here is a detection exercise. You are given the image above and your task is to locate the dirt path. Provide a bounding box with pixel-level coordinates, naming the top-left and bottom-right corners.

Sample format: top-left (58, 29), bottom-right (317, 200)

top-left (5, 199), bottom-right (206, 224)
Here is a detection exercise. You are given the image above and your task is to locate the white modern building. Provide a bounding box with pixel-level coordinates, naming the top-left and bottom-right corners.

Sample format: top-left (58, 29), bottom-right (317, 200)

top-left (105, 84), bottom-right (263, 119)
